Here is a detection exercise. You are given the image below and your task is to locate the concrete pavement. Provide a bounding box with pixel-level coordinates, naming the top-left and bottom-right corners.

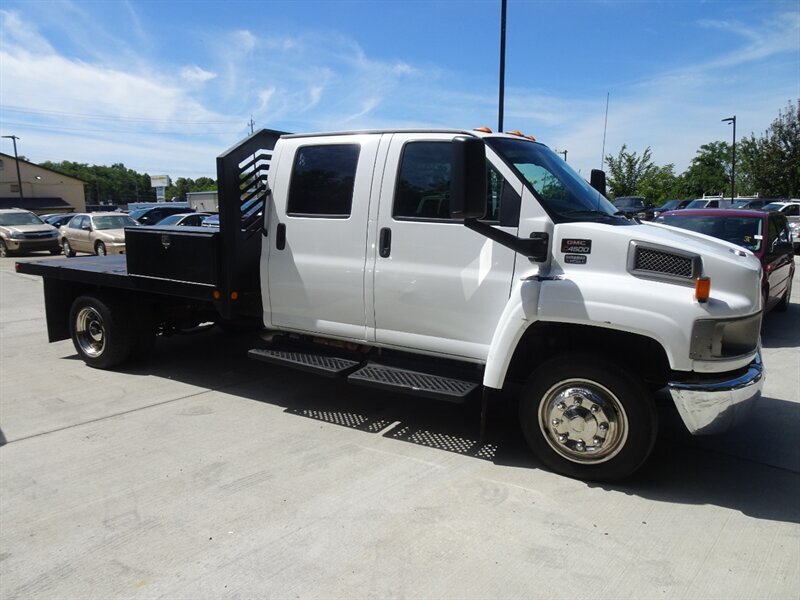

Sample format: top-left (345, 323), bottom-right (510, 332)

top-left (1, 254), bottom-right (798, 599)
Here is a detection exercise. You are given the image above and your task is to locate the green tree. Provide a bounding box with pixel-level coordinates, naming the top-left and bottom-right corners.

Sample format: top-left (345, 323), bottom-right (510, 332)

top-left (604, 145), bottom-right (654, 198)
top-left (636, 164), bottom-right (683, 205)
top-left (738, 100), bottom-right (800, 197)
top-left (681, 141), bottom-right (731, 198)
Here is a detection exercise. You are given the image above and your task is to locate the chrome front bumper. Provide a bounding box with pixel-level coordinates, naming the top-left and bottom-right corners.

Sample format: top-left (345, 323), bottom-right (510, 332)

top-left (668, 353), bottom-right (764, 435)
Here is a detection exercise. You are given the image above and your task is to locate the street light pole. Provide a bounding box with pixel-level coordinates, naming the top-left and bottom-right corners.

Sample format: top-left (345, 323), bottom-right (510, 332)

top-left (498, 0), bottom-right (507, 133)
top-left (721, 116), bottom-right (736, 200)
top-left (558, 150), bottom-right (568, 162)
top-left (2, 135), bottom-right (24, 201)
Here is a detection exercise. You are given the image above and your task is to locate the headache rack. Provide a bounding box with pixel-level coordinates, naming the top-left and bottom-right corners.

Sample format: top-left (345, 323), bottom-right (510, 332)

top-left (124, 128), bottom-right (289, 318)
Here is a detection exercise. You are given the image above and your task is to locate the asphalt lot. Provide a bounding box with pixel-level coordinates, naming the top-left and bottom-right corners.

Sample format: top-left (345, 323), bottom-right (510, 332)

top-left (1, 253), bottom-right (798, 599)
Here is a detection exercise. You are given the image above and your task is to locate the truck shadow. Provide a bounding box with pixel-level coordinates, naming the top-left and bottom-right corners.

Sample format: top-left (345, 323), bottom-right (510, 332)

top-left (116, 327), bottom-right (799, 526)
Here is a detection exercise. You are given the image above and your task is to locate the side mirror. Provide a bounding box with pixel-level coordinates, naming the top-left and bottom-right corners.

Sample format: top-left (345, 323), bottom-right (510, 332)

top-left (450, 136), bottom-right (487, 220)
top-left (590, 169), bottom-right (607, 197)
top-left (82, 223), bottom-right (92, 231)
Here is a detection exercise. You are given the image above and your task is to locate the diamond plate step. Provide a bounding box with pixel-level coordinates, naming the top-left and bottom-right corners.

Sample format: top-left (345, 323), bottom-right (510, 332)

top-left (347, 362), bottom-right (479, 403)
top-left (248, 348), bottom-right (361, 377)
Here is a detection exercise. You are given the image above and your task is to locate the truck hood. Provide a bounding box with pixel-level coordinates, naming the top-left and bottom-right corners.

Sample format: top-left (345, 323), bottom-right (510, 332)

top-left (549, 220), bottom-right (762, 315)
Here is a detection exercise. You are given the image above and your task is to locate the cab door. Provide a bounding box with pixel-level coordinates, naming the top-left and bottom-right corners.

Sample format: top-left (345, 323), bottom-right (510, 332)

top-left (371, 134), bottom-right (521, 361)
top-left (266, 135), bottom-right (381, 340)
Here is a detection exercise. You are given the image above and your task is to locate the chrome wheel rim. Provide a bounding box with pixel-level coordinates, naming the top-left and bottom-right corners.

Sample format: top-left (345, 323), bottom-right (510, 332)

top-left (63, 240), bottom-right (70, 253)
top-left (538, 379), bottom-right (628, 464)
top-left (96, 243), bottom-right (106, 255)
top-left (75, 307), bottom-right (106, 358)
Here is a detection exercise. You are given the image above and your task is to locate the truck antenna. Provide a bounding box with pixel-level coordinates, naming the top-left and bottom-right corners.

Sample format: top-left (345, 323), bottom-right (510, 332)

top-left (600, 92), bottom-right (609, 169)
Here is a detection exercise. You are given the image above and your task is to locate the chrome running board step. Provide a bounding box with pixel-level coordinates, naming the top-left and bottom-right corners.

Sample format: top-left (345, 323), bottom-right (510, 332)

top-left (248, 348), bottom-right (361, 378)
top-left (347, 362), bottom-right (479, 404)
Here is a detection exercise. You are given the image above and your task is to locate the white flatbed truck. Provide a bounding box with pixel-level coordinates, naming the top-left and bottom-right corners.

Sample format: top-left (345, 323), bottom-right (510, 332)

top-left (17, 128), bottom-right (764, 480)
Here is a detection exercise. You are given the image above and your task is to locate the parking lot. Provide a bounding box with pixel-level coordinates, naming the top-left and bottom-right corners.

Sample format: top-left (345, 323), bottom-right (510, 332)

top-left (1, 253), bottom-right (798, 599)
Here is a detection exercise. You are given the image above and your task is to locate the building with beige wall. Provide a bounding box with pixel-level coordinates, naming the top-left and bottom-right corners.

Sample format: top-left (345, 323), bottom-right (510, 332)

top-left (0, 152), bottom-right (86, 214)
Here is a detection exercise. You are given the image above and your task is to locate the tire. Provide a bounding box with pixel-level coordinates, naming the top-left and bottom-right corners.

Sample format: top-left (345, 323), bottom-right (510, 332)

top-left (0, 239), bottom-right (10, 258)
top-left (62, 239), bottom-right (76, 257)
top-left (95, 241), bottom-right (107, 256)
top-left (69, 294), bottom-right (135, 369)
top-left (519, 354), bottom-right (657, 481)
top-left (776, 275), bottom-right (792, 312)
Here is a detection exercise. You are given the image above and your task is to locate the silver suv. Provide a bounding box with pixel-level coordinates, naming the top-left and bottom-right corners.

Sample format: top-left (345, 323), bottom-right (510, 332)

top-left (0, 208), bottom-right (61, 257)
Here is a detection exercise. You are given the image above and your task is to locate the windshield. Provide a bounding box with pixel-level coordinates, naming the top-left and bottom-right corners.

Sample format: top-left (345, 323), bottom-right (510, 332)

top-left (686, 199), bottom-right (714, 208)
top-left (657, 214), bottom-right (763, 252)
top-left (156, 214), bottom-right (183, 226)
top-left (762, 203), bottom-right (783, 211)
top-left (613, 197), bottom-right (646, 209)
top-left (92, 215), bottom-right (138, 230)
top-left (0, 212), bottom-right (45, 226)
top-left (486, 138), bottom-right (623, 222)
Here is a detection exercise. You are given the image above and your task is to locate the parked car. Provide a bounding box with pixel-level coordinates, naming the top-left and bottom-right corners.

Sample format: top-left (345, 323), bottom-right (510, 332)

top-left (0, 208), bottom-right (61, 257)
top-left (201, 214), bottom-right (220, 228)
top-left (762, 201), bottom-right (800, 226)
top-left (127, 205), bottom-right (192, 226)
top-left (154, 212), bottom-right (213, 227)
top-left (43, 214), bottom-right (76, 228)
top-left (611, 196), bottom-right (655, 220)
top-left (656, 208), bottom-right (794, 312)
top-left (731, 198), bottom-right (769, 210)
top-left (790, 221), bottom-right (800, 253)
top-left (685, 196), bottom-right (733, 209)
top-left (652, 199), bottom-right (692, 217)
top-left (60, 212), bottom-right (140, 256)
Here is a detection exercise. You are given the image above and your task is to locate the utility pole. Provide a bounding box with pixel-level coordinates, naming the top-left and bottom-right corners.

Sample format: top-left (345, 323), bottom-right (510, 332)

top-left (558, 150), bottom-right (568, 162)
top-left (600, 92), bottom-right (609, 170)
top-left (721, 116), bottom-right (736, 200)
top-left (498, 0), bottom-right (507, 133)
top-left (248, 115), bottom-right (256, 135)
top-left (2, 135), bottom-right (24, 200)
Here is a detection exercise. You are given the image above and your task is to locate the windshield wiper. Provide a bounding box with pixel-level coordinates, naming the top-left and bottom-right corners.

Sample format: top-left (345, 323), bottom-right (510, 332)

top-left (561, 209), bottom-right (625, 218)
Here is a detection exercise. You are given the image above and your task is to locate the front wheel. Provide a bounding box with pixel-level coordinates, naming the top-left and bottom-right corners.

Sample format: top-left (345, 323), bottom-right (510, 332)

top-left (62, 239), bottom-right (76, 257)
top-left (95, 241), bottom-right (107, 256)
top-left (519, 355), bottom-right (657, 481)
top-left (0, 239), bottom-right (10, 258)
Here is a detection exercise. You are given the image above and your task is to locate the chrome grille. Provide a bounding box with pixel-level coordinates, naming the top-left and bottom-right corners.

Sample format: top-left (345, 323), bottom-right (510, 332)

top-left (635, 247), bottom-right (694, 278)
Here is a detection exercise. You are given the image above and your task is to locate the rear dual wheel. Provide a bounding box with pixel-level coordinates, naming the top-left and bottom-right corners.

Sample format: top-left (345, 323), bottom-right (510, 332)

top-left (519, 355), bottom-right (657, 481)
top-left (69, 294), bottom-right (156, 369)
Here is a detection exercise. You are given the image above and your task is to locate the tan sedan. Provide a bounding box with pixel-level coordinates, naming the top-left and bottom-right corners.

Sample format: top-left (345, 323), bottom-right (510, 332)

top-left (61, 212), bottom-right (139, 256)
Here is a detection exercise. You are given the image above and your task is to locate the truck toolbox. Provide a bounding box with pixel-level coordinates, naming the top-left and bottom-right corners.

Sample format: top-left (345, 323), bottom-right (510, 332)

top-left (125, 226), bottom-right (220, 286)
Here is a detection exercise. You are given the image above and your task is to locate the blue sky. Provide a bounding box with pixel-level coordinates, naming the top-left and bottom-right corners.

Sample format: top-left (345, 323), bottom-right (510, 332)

top-left (1, 0), bottom-right (798, 180)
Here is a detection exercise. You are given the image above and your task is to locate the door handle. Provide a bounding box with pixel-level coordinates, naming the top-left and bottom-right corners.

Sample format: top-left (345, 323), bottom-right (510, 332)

top-left (379, 227), bottom-right (391, 258)
top-left (276, 223), bottom-right (286, 250)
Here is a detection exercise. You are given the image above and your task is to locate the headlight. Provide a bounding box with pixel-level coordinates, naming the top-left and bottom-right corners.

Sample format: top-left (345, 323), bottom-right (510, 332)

top-left (690, 314), bottom-right (762, 360)
top-left (9, 231), bottom-right (24, 239)
top-left (635, 211), bottom-right (647, 218)
top-left (49, 230), bottom-right (59, 237)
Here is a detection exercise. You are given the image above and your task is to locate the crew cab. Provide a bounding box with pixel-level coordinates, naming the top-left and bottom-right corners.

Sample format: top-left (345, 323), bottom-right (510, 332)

top-left (16, 128), bottom-right (765, 481)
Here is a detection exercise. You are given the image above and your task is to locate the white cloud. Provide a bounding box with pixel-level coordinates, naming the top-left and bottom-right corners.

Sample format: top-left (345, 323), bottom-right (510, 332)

top-left (180, 66), bottom-right (217, 84)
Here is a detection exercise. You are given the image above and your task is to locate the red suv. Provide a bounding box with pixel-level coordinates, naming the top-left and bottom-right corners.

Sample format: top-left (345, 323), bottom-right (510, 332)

top-left (656, 208), bottom-right (795, 312)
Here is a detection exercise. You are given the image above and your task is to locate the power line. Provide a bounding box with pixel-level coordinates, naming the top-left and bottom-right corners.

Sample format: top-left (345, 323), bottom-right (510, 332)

top-left (0, 104), bottom-right (238, 125)
top-left (0, 120), bottom-right (242, 136)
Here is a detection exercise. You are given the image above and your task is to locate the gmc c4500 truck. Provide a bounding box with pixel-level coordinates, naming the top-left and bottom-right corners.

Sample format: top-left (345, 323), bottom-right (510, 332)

top-left (16, 128), bottom-right (764, 480)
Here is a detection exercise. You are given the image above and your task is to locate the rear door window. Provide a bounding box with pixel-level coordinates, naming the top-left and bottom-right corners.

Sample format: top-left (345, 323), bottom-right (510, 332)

top-left (287, 144), bottom-right (360, 217)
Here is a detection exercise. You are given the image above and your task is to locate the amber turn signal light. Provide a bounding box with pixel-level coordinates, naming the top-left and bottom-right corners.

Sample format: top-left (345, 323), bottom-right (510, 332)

top-left (695, 277), bottom-right (711, 303)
